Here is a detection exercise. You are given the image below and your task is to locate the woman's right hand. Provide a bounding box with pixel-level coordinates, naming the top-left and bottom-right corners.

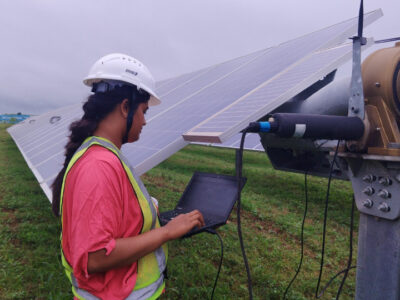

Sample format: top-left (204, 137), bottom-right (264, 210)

top-left (163, 210), bottom-right (205, 240)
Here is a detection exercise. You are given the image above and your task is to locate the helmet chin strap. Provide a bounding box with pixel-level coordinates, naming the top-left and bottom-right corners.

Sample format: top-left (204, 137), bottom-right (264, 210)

top-left (122, 91), bottom-right (137, 144)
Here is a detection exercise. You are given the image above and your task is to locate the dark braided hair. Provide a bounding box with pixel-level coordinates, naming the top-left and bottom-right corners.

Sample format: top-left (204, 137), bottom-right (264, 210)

top-left (51, 84), bottom-right (150, 216)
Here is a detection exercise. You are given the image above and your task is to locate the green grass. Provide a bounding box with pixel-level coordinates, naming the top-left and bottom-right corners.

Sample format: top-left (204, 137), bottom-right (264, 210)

top-left (0, 123), bottom-right (357, 299)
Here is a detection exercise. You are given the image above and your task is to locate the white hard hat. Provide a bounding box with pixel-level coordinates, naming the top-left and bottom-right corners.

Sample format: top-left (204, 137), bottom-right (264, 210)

top-left (83, 53), bottom-right (161, 106)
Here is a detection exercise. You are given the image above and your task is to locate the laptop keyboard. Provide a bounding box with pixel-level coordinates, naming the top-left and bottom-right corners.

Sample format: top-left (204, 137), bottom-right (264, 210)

top-left (159, 210), bottom-right (179, 220)
top-left (159, 210), bottom-right (213, 227)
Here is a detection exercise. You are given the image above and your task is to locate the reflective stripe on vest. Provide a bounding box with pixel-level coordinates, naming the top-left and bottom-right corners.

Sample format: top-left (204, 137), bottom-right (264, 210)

top-left (59, 136), bottom-right (168, 299)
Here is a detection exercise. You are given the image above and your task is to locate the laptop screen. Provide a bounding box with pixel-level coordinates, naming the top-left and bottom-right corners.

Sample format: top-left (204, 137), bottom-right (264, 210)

top-left (176, 172), bottom-right (246, 219)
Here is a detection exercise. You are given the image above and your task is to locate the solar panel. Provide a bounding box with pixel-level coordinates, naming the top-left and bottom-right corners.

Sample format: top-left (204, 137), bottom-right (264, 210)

top-left (183, 41), bottom-right (373, 143)
top-left (7, 10), bottom-right (382, 202)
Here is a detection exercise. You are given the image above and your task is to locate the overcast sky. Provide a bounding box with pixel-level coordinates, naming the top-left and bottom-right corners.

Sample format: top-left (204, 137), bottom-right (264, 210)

top-left (0, 0), bottom-right (399, 115)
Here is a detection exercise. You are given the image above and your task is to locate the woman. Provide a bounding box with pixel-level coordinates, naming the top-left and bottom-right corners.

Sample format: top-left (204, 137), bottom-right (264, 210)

top-left (51, 53), bottom-right (205, 300)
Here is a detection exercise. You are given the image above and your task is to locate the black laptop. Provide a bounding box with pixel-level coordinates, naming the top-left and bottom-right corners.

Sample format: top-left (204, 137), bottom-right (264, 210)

top-left (159, 172), bottom-right (246, 238)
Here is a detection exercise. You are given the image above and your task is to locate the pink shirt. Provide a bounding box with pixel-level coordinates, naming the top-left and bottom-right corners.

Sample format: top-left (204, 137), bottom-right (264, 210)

top-left (62, 145), bottom-right (144, 299)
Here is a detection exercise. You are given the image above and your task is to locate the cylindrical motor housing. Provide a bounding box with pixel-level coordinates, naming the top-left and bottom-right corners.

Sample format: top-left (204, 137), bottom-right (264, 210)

top-left (362, 42), bottom-right (400, 119)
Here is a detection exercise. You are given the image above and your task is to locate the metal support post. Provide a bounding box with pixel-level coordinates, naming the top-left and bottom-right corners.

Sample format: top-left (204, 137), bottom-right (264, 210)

top-left (345, 156), bottom-right (400, 300)
top-left (356, 213), bottom-right (400, 299)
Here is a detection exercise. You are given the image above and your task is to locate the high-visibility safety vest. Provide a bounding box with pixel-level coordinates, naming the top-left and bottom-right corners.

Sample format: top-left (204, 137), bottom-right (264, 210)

top-left (59, 136), bottom-right (168, 300)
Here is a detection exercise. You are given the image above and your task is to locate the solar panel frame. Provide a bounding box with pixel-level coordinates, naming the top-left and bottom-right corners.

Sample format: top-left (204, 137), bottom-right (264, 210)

top-left (192, 133), bottom-right (264, 152)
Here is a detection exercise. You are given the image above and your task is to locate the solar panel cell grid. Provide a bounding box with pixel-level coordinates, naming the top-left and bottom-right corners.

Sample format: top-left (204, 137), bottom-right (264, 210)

top-left (155, 66), bottom-right (213, 96)
top-left (146, 49), bottom-right (267, 120)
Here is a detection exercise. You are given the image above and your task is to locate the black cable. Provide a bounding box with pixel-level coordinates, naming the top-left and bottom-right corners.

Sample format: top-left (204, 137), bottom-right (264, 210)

top-left (318, 266), bottom-right (356, 297)
top-left (335, 195), bottom-right (356, 299)
top-left (315, 140), bottom-right (341, 298)
top-left (316, 195), bottom-right (356, 298)
top-left (237, 130), bottom-right (253, 300)
top-left (206, 229), bottom-right (224, 300)
top-left (283, 172), bottom-right (309, 299)
top-left (375, 37), bottom-right (400, 44)
top-left (283, 155), bottom-right (354, 299)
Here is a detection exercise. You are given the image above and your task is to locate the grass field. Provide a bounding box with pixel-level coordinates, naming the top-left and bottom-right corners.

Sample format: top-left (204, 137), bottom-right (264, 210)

top-left (0, 123), bottom-right (358, 299)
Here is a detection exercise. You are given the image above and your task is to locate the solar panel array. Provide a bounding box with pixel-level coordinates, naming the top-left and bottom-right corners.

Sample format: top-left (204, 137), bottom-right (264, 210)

top-left (7, 10), bottom-right (382, 202)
